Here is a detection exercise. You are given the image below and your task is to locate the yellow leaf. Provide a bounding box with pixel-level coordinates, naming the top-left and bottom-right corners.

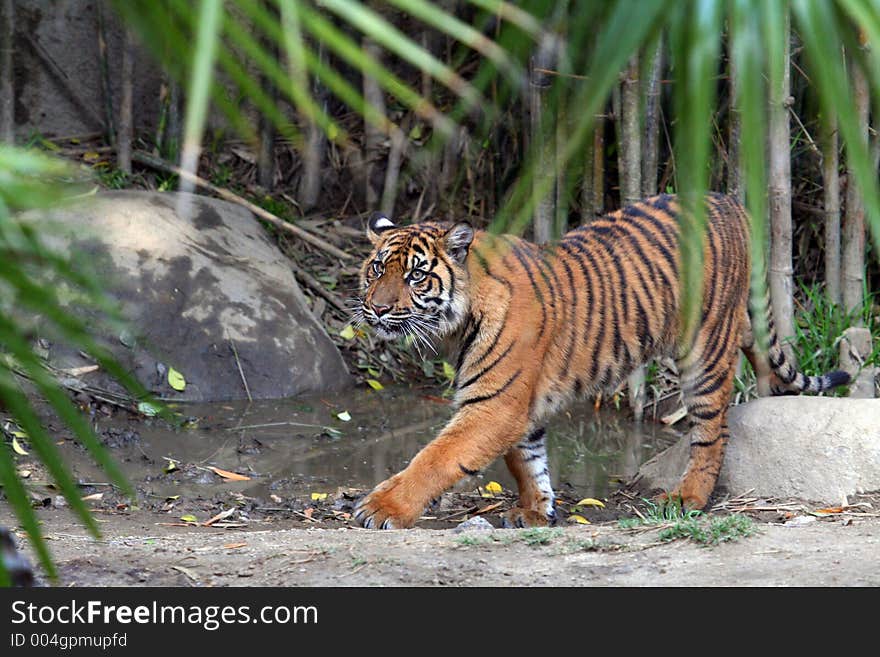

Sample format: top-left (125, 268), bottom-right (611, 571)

top-left (310, 492), bottom-right (328, 501)
top-left (168, 367), bottom-right (186, 391)
top-left (179, 514), bottom-right (198, 523)
top-left (11, 437), bottom-right (28, 455)
top-left (209, 466), bottom-right (250, 481)
top-left (339, 325), bottom-right (356, 340)
top-left (82, 150), bottom-right (101, 161)
top-left (11, 430), bottom-right (27, 438)
top-left (568, 514), bottom-right (591, 525)
top-left (575, 498), bottom-right (605, 508)
top-left (366, 379), bottom-right (384, 391)
top-left (164, 459), bottom-right (179, 473)
top-left (485, 481), bottom-right (503, 495)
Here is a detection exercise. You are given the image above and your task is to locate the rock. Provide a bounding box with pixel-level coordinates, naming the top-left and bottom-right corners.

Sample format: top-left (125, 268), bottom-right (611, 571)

top-left (636, 397), bottom-right (880, 504)
top-left (27, 191), bottom-right (351, 401)
top-left (839, 327), bottom-right (876, 399)
top-left (0, 528), bottom-right (34, 587)
top-left (453, 516), bottom-right (495, 533)
top-left (849, 369), bottom-right (878, 399)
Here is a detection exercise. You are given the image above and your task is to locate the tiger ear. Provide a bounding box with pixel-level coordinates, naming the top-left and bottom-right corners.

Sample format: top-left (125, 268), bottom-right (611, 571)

top-left (367, 212), bottom-right (397, 244)
top-left (444, 222), bottom-right (474, 264)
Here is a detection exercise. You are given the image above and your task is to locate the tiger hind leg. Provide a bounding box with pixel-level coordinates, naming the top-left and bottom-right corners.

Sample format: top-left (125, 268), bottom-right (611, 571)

top-left (667, 325), bottom-right (741, 510)
top-left (501, 427), bottom-right (557, 528)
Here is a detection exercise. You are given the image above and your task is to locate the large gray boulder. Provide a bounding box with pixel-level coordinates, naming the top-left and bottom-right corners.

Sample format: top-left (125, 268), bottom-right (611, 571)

top-left (30, 191), bottom-right (351, 401)
top-left (637, 397), bottom-right (880, 504)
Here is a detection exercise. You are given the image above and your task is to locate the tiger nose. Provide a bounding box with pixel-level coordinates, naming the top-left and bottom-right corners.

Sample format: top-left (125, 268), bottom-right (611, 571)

top-left (372, 303), bottom-right (392, 317)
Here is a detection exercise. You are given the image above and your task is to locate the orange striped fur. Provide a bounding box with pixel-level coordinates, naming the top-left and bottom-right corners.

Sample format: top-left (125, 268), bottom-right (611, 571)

top-left (352, 194), bottom-right (850, 529)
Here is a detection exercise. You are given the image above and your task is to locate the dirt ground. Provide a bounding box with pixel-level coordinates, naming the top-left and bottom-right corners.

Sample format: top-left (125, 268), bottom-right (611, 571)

top-left (3, 394), bottom-right (879, 587)
top-left (3, 489), bottom-right (879, 587)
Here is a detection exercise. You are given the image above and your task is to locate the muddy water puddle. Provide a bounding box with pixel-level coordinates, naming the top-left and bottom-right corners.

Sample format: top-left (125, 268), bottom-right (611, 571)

top-left (58, 387), bottom-right (680, 506)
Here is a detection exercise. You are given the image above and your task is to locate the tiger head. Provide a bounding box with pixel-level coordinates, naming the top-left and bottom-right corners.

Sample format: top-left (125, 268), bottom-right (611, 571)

top-left (357, 213), bottom-right (474, 341)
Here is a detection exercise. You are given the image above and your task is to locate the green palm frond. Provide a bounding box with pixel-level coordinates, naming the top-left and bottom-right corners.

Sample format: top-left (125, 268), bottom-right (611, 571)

top-left (0, 148), bottom-right (153, 584)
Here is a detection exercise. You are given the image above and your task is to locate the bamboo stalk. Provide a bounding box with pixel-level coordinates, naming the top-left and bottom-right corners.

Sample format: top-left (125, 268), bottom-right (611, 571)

top-left (0, 0), bottom-right (13, 143)
top-left (131, 150), bottom-right (353, 261)
top-left (95, 1), bottom-right (116, 146)
top-left (618, 53), bottom-right (645, 421)
top-left (256, 1), bottom-right (277, 190)
top-left (380, 124), bottom-right (407, 217)
top-left (642, 36), bottom-right (663, 198)
top-left (117, 28), bottom-right (135, 175)
top-left (726, 50), bottom-right (744, 202)
top-left (843, 55), bottom-right (868, 317)
top-left (362, 38), bottom-right (385, 210)
top-left (822, 112), bottom-right (841, 306)
top-left (768, 10), bottom-right (795, 357)
top-left (530, 35), bottom-right (557, 244)
top-left (298, 46), bottom-right (327, 210)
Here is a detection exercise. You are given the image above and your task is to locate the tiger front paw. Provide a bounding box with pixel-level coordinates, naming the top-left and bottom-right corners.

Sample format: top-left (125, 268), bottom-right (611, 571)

top-left (501, 506), bottom-right (557, 528)
top-left (353, 474), bottom-right (424, 529)
top-left (654, 487), bottom-right (709, 512)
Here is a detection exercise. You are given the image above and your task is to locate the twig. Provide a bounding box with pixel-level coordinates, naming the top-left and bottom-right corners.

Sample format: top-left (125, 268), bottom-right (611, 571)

top-left (225, 329), bottom-right (252, 402)
top-left (223, 420), bottom-right (337, 432)
top-left (130, 150), bottom-right (353, 261)
top-left (291, 262), bottom-right (348, 313)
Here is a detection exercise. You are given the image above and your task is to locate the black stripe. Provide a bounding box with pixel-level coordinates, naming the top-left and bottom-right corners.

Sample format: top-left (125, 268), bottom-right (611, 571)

top-left (460, 369), bottom-right (522, 407)
top-left (456, 315), bottom-right (482, 373)
top-left (459, 463), bottom-right (479, 476)
top-left (559, 238), bottom-right (605, 382)
top-left (526, 427), bottom-right (546, 443)
top-left (689, 406), bottom-right (722, 421)
top-left (458, 342), bottom-right (514, 389)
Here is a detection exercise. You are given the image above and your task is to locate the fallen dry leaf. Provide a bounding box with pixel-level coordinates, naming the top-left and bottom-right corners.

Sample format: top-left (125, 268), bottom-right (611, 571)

top-left (204, 507), bottom-right (236, 526)
top-left (209, 466), bottom-right (251, 481)
top-left (575, 498), bottom-right (605, 508)
top-left (223, 542), bottom-right (248, 550)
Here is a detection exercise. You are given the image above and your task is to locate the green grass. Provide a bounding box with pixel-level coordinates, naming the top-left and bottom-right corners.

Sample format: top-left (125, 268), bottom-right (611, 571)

top-left (794, 282), bottom-right (879, 382)
top-left (618, 499), bottom-right (756, 546)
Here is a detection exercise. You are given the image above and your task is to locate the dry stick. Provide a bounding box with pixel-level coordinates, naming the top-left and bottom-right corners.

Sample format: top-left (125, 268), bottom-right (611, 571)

top-left (290, 262), bottom-right (348, 313)
top-left (131, 150), bottom-right (353, 261)
top-left (225, 329), bottom-right (252, 403)
top-left (0, 0), bottom-right (14, 143)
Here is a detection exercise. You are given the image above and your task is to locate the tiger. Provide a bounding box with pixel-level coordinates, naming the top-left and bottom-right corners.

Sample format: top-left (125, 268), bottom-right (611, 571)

top-left (352, 194), bottom-right (851, 529)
